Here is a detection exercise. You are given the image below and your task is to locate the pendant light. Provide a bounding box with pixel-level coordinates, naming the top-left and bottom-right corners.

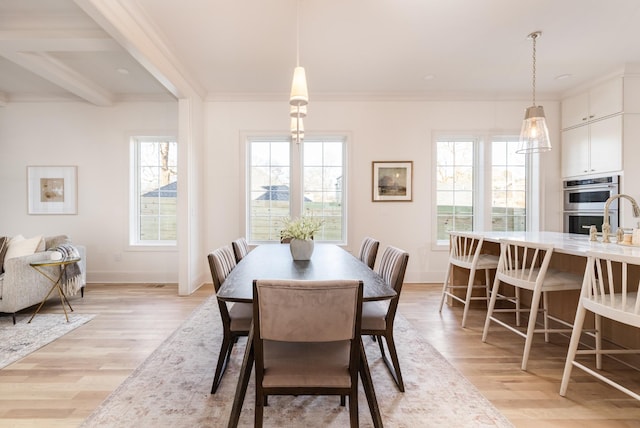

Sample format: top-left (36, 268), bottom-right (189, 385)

top-left (517, 31), bottom-right (551, 154)
top-left (289, 0), bottom-right (308, 144)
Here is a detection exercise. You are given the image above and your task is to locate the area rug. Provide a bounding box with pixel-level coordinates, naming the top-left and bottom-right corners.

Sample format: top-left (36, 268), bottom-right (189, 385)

top-left (0, 313), bottom-right (95, 369)
top-left (82, 297), bottom-right (512, 427)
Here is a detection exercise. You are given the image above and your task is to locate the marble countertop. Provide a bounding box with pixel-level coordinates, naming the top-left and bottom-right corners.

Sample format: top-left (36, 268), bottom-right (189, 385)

top-left (472, 231), bottom-right (640, 258)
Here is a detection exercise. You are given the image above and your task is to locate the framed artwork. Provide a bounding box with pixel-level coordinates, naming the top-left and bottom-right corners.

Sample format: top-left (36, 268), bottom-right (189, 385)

top-left (27, 166), bottom-right (78, 215)
top-left (372, 161), bottom-right (413, 202)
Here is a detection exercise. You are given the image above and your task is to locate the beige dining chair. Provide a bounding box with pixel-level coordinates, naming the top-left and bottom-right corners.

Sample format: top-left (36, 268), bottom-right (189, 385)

top-left (358, 236), bottom-right (380, 269)
top-left (439, 232), bottom-right (500, 327)
top-left (232, 237), bottom-right (250, 263)
top-left (560, 251), bottom-right (640, 400)
top-left (482, 239), bottom-right (583, 370)
top-left (361, 245), bottom-right (409, 391)
top-left (207, 245), bottom-right (252, 394)
top-left (252, 279), bottom-right (364, 427)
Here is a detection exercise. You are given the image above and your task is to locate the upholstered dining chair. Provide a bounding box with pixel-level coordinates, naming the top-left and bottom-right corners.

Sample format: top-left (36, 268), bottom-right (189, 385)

top-left (439, 232), bottom-right (499, 327)
top-left (231, 237), bottom-right (250, 263)
top-left (561, 251), bottom-right (640, 400)
top-left (252, 279), bottom-right (364, 427)
top-left (358, 236), bottom-right (380, 269)
top-left (207, 245), bottom-right (252, 394)
top-left (482, 239), bottom-right (583, 370)
top-left (361, 246), bottom-right (409, 392)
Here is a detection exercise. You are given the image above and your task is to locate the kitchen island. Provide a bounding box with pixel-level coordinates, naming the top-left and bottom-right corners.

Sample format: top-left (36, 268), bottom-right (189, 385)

top-left (474, 230), bottom-right (640, 257)
top-left (448, 230), bottom-right (640, 349)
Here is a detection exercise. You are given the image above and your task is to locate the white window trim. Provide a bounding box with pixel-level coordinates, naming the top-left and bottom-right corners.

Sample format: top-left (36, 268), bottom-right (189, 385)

top-left (242, 133), bottom-right (349, 246)
top-left (129, 136), bottom-right (178, 248)
top-left (432, 131), bottom-right (535, 250)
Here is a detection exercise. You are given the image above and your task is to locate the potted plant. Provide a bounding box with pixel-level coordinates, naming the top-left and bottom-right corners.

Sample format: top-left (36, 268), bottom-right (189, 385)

top-left (280, 216), bottom-right (324, 260)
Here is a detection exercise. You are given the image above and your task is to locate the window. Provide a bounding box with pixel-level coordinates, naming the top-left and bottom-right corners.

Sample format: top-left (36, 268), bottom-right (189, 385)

top-left (436, 139), bottom-right (474, 240)
top-left (491, 139), bottom-right (526, 231)
top-left (130, 137), bottom-right (177, 246)
top-left (247, 137), bottom-right (346, 243)
top-left (435, 135), bottom-right (527, 244)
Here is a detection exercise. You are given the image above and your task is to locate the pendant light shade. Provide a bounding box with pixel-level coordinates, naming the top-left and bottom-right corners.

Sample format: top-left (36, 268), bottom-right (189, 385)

top-left (291, 116), bottom-right (304, 143)
top-left (290, 104), bottom-right (307, 118)
top-left (290, 66), bottom-right (308, 107)
top-left (517, 31), bottom-right (551, 154)
top-left (519, 106), bottom-right (551, 153)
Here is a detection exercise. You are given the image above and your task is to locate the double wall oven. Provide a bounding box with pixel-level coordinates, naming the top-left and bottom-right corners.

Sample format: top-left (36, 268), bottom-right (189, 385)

top-left (563, 175), bottom-right (619, 235)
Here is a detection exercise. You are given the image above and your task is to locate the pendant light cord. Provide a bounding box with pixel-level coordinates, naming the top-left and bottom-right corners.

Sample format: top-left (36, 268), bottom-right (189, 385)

top-left (296, 0), bottom-right (300, 67)
top-left (531, 33), bottom-right (537, 107)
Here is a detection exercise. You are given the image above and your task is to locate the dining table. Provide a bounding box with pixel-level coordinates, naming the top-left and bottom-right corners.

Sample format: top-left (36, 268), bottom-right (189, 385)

top-left (217, 243), bottom-right (397, 428)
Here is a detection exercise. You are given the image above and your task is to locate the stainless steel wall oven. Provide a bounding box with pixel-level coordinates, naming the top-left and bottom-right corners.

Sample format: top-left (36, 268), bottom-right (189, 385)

top-left (563, 176), bottom-right (619, 235)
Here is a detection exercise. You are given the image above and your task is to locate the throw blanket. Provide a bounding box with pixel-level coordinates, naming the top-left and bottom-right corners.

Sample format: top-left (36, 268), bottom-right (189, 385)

top-left (52, 244), bottom-right (82, 296)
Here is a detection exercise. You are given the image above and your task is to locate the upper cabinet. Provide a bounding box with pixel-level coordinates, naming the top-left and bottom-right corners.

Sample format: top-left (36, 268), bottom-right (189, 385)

top-left (561, 76), bottom-right (626, 178)
top-left (561, 77), bottom-right (623, 130)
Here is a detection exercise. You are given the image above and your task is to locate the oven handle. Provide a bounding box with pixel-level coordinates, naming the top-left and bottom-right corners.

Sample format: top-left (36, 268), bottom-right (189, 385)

top-left (563, 210), bottom-right (618, 214)
top-left (563, 183), bottom-right (618, 190)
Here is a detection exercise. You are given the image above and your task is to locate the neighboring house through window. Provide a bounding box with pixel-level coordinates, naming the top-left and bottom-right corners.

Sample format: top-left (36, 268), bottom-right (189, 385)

top-left (247, 136), bottom-right (346, 243)
top-left (130, 137), bottom-right (178, 246)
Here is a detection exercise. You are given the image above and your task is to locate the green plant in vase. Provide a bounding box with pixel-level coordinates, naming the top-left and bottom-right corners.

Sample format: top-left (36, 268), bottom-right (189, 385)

top-left (280, 216), bottom-right (324, 260)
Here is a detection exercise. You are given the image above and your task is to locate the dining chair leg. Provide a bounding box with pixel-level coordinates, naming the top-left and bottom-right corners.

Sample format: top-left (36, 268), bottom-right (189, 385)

top-left (543, 292), bottom-right (550, 343)
top-left (380, 332), bottom-right (405, 392)
top-left (521, 289), bottom-right (543, 371)
top-left (348, 390), bottom-right (359, 428)
top-left (484, 269), bottom-right (491, 304)
top-left (482, 275), bottom-right (501, 342)
top-left (461, 267), bottom-right (477, 328)
top-left (212, 333), bottom-right (233, 393)
top-left (595, 314), bottom-right (602, 369)
top-left (515, 287), bottom-right (521, 326)
top-left (438, 262), bottom-right (453, 312)
top-left (560, 303), bottom-right (588, 396)
top-left (254, 392), bottom-right (264, 428)
top-left (376, 334), bottom-right (385, 357)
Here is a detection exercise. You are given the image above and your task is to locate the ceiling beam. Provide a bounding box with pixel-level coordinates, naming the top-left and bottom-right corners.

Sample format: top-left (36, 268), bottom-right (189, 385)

top-left (74, 0), bottom-right (205, 100)
top-left (0, 31), bottom-right (121, 52)
top-left (1, 50), bottom-right (113, 106)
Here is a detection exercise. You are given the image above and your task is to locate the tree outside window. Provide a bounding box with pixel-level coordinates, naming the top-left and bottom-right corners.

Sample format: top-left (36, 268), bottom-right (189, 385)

top-left (131, 137), bottom-right (178, 245)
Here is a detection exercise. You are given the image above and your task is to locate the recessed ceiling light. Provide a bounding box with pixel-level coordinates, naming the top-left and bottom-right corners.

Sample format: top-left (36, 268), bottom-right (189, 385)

top-left (555, 74), bottom-right (572, 80)
top-left (116, 68), bottom-right (130, 75)
top-left (423, 74), bottom-right (436, 81)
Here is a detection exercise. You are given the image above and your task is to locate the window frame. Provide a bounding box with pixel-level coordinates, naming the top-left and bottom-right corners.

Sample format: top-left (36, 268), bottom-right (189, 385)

top-left (129, 136), bottom-right (178, 248)
top-left (433, 132), bottom-right (532, 248)
top-left (245, 135), bottom-right (348, 245)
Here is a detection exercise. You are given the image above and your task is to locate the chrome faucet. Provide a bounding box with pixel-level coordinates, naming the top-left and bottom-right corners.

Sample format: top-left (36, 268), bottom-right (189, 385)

top-left (602, 193), bottom-right (640, 243)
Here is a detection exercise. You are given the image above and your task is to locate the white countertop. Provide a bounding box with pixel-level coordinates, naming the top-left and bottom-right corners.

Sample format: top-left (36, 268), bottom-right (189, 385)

top-left (473, 231), bottom-right (640, 258)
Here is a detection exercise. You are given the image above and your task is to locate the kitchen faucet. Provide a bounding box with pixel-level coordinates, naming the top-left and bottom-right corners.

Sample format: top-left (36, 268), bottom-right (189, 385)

top-left (602, 193), bottom-right (640, 243)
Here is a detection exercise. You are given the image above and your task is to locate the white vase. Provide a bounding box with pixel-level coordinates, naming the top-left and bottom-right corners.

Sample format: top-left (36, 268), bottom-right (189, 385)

top-left (289, 238), bottom-right (314, 260)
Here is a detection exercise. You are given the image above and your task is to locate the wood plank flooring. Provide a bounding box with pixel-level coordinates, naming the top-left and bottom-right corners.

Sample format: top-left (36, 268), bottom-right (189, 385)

top-left (1, 282), bottom-right (639, 427)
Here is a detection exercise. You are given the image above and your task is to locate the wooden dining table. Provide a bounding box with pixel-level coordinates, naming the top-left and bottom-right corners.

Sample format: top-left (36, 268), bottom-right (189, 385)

top-left (217, 243), bottom-right (397, 428)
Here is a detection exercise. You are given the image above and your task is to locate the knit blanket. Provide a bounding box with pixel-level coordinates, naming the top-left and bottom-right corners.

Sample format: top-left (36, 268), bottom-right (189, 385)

top-left (52, 244), bottom-right (83, 296)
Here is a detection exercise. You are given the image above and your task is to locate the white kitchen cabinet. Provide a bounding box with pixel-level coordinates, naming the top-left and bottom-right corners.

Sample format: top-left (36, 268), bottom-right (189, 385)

top-left (561, 115), bottom-right (622, 177)
top-left (561, 77), bottom-right (623, 130)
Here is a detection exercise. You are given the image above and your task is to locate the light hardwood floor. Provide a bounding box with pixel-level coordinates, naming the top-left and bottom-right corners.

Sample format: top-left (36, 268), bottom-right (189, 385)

top-left (1, 282), bottom-right (640, 427)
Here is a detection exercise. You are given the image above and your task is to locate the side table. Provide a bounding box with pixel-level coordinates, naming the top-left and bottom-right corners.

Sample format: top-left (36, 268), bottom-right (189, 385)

top-left (28, 257), bottom-right (81, 323)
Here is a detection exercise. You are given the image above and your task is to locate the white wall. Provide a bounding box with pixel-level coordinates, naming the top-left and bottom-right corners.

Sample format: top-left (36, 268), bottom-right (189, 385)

top-left (0, 101), bottom-right (179, 284)
top-left (0, 98), bottom-right (562, 285)
top-left (205, 99), bottom-right (563, 283)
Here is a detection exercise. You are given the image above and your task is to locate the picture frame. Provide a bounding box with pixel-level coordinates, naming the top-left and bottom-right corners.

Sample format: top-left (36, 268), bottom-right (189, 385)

top-left (372, 161), bottom-right (413, 202)
top-left (27, 166), bottom-right (78, 215)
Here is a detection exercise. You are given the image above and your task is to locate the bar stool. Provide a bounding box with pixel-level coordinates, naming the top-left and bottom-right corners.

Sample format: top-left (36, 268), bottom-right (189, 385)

top-left (560, 250), bottom-right (640, 400)
top-left (439, 232), bottom-right (499, 327)
top-left (482, 239), bottom-right (583, 370)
